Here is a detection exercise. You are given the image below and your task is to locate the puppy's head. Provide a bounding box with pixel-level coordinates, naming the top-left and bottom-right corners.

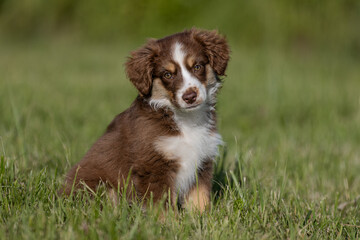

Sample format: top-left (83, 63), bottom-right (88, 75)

top-left (126, 28), bottom-right (230, 111)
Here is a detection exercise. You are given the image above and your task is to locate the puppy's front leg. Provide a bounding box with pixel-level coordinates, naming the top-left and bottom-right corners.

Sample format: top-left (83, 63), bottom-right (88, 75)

top-left (184, 160), bottom-right (213, 212)
top-left (132, 168), bottom-right (177, 209)
top-left (143, 182), bottom-right (178, 222)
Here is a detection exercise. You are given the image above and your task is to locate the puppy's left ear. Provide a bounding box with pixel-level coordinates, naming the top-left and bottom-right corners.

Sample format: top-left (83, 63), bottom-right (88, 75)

top-left (126, 39), bottom-right (159, 97)
top-left (191, 29), bottom-right (230, 76)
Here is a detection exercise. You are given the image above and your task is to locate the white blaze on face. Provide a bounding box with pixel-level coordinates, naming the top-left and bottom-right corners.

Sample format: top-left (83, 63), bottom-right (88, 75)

top-left (172, 42), bottom-right (207, 109)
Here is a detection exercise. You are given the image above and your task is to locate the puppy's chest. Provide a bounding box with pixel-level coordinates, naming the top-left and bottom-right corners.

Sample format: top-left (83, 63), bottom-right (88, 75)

top-left (154, 122), bottom-right (222, 195)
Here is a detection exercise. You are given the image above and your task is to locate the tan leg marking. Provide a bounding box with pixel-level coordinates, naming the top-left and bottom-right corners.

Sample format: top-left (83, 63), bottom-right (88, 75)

top-left (184, 184), bottom-right (210, 212)
top-left (107, 188), bottom-right (119, 206)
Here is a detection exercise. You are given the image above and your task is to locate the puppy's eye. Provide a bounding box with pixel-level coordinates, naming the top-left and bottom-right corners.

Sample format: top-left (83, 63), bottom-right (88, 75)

top-left (163, 72), bottom-right (173, 79)
top-left (193, 64), bottom-right (203, 71)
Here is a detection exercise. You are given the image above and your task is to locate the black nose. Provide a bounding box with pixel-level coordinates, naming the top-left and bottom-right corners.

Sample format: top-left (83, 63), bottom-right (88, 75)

top-left (182, 90), bottom-right (197, 104)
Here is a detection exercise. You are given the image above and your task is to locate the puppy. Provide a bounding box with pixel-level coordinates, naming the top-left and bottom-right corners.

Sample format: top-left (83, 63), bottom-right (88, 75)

top-left (61, 29), bottom-right (230, 212)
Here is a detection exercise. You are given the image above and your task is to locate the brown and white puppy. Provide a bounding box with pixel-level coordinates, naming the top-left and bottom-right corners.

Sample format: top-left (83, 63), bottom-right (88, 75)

top-left (61, 29), bottom-right (230, 212)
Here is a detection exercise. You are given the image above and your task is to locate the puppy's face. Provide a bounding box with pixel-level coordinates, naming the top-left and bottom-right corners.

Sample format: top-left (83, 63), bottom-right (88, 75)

top-left (151, 40), bottom-right (209, 110)
top-left (126, 29), bottom-right (230, 111)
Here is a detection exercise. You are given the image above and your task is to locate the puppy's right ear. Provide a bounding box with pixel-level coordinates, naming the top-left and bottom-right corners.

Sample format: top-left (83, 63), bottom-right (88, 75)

top-left (126, 39), bottom-right (159, 97)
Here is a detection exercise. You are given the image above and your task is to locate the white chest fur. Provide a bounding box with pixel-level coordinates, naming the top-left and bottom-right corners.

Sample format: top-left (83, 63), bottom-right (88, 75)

top-left (154, 110), bottom-right (223, 198)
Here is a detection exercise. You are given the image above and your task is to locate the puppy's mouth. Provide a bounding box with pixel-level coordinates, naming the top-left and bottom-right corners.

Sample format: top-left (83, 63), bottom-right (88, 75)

top-left (185, 105), bottom-right (199, 110)
top-left (182, 102), bottom-right (204, 111)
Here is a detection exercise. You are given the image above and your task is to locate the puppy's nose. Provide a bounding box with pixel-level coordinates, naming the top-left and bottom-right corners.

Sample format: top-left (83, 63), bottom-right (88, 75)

top-left (182, 90), bottom-right (197, 104)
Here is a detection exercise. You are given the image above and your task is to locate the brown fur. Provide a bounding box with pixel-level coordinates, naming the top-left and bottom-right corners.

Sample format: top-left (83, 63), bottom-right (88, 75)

top-left (126, 39), bottom-right (160, 97)
top-left (60, 28), bottom-right (230, 210)
top-left (191, 29), bottom-right (230, 76)
top-left (62, 98), bottom-right (179, 204)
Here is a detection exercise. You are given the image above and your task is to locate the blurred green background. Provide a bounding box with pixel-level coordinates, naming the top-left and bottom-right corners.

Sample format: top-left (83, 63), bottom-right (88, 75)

top-left (1, 0), bottom-right (360, 54)
top-left (1, 1), bottom-right (360, 238)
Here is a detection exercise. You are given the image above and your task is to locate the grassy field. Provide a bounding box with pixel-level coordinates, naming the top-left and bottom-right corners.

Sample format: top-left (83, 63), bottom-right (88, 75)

top-left (0, 39), bottom-right (360, 239)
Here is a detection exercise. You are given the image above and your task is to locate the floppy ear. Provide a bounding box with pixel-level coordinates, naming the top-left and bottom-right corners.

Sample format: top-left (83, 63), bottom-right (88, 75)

top-left (125, 39), bottom-right (159, 96)
top-left (191, 29), bottom-right (230, 76)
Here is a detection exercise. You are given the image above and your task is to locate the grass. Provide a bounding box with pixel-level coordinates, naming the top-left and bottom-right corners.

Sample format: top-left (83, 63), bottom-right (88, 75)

top-left (0, 39), bottom-right (360, 239)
